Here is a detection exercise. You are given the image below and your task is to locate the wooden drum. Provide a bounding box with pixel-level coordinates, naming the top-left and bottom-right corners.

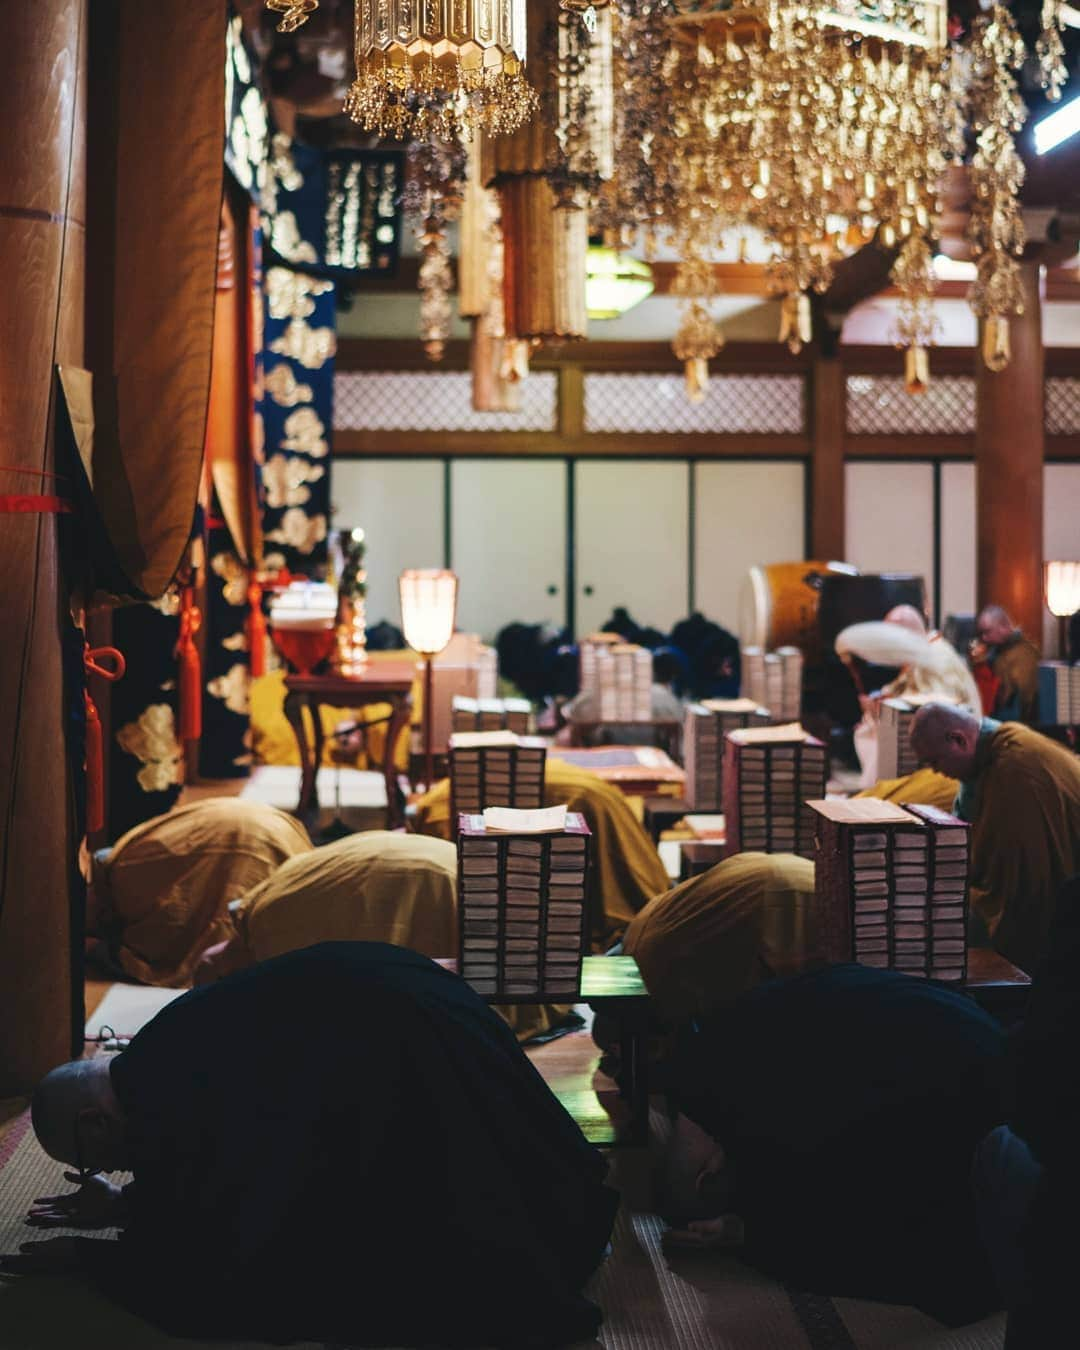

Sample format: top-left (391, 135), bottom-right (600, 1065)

top-left (739, 561), bottom-right (859, 665)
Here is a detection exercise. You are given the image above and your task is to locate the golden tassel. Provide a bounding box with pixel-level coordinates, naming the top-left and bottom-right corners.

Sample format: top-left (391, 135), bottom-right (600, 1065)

top-left (779, 293), bottom-right (813, 354)
top-left (904, 346), bottom-right (930, 395)
top-left (982, 315), bottom-right (1012, 373)
top-left (684, 357), bottom-right (710, 404)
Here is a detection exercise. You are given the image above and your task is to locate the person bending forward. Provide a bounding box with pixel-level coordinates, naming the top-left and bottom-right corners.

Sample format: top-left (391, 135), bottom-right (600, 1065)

top-left (8, 942), bottom-right (618, 1349)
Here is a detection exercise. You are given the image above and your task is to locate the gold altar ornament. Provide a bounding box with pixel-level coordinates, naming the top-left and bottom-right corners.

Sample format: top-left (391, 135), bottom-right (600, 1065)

top-left (266, 1), bottom-right (320, 34)
top-left (344, 0), bottom-right (538, 140)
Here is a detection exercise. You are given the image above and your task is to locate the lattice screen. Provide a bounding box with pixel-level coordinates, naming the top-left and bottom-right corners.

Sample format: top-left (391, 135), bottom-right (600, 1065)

top-left (846, 375), bottom-right (976, 435)
top-left (583, 373), bottom-right (805, 434)
top-left (333, 371), bottom-right (558, 432)
top-left (1046, 378), bottom-right (1080, 435)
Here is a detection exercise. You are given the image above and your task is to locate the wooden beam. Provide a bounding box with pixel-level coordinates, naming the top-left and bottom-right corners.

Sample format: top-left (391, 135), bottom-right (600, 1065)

top-left (339, 252), bottom-right (1080, 302)
top-left (334, 430), bottom-right (811, 458)
top-left (810, 356), bottom-right (846, 559)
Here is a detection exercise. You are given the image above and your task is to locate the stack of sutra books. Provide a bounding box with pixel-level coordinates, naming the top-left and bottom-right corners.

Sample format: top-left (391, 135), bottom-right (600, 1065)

top-left (448, 732), bottom-right (546, 830)
top-left (456, 806), bottom-right (591, 999)
top-left (721, 723), bottom-right (828, 859)
top-left (451, 696), bottom-right (532, 735)
top-left (810, 798), bottom-right (969, 982)
top-left (683, 698), bottom-right (771, 810)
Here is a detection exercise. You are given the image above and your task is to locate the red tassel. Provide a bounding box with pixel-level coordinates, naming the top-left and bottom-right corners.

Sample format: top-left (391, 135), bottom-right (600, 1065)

top-left (176, 589), bottom-right (203, 742)
top-left (247, 579), bottom-right (267, 678)
top-left (84, 692), bottom-right (105, 834)
top-left (83, 644), bottom-right (126, 838)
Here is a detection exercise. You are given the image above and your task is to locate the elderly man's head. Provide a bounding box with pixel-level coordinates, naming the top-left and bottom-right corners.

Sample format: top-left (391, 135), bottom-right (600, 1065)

top-left (884, 604), bottom-right (928, 637)
top-left (976, 605), bottom-right (1015, 647)
top-left (910, 703), bottom-right (983, 780)
top-left (31, 1058), bottom-right (130, 1174)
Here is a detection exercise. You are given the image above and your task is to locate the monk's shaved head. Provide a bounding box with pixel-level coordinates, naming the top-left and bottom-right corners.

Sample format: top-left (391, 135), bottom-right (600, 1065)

top-left (976, 605), bottom-right (1014, 645)
top-left (910, 703), bottom-right (982, 780)
top-left (31, 1057), bottom-right (129, 1172)
top-left (884, 604), bottom-right (927, 637)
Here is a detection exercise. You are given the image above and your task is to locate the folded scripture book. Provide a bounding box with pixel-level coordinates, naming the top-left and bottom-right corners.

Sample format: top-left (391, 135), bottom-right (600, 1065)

top-left (721, 724), bottom-right (827, 860)
top-left (456, 812), bottom-right (592, 999)
top-left (810, 798), bottom-right (970, 982)
top-left (449, 733), bottom-right (547, 833)
top-left (878, 693), bottom-right (957, 780)
top-left (684, 698), bottom-right (771, 810)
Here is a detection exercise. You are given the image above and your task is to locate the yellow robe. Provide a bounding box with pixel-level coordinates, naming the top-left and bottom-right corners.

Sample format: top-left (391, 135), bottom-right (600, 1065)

top-left (622, 852), bottom-right (819, 1026)
top-left (414, 760), bottom-right (670, 1041)
top-left (966, 723), bottom-right (1080, 973)
top-left (855, 767), bottom-right (960, 813)
top-left (233, 831), bottom-right (458, 966)
top-left (95, 799), bottom-right (312, 986)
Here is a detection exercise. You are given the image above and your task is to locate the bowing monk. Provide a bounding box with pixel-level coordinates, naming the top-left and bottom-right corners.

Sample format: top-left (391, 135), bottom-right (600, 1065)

top-left (89, 798), bottom-right (312, 986)
top-left (910, 703), bottom-right (1080, 972)
top-left (194, 830), bottom-right (458, 983)
top-left (5, 943), bottom-right (617, 1348)
top-left (662, 964), bottom-right (1006, 1326)
top-left (620, 852), bottom-right (819, 1028)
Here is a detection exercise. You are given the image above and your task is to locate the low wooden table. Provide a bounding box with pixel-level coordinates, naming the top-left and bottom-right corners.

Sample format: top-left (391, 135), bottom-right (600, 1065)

top-left (547, 745), bottom-right (686, 798)
top-left (679, 840), bottom-right (726, 881)
top-left (437, 954), bottom-right (651, 1147)
top-left (568, 720), bottom-right (682, 759)
top-left (284, 664), bottom-right (415, 828)
top-left (963, 947), bottom-right (1032, 1022)
top-left (642, 794), bottom-right (691, 844)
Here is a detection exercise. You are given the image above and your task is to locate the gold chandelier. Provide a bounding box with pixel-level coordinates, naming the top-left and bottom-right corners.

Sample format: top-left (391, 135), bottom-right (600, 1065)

top-left (265, 0), bottom-right (537, 139)
top-left (601, 0), bottom-right (1067, 393)
top-left (345, 0), bottom-right (538, 140)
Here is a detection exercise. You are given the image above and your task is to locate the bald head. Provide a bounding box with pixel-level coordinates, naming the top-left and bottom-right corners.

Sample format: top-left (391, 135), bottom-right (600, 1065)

top-left (910, 703), bottom-right (982, 781)
top-left (976, 605), bottom-right (1014, 646)
top-left (884, 604), bottom-right (927, 637)
top-left (31, 1058), bottom-right (129, 1172)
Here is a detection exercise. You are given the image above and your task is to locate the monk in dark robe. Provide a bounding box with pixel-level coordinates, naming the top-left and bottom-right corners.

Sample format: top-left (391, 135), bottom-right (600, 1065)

top-left (4, 943), bottom-right (617, 1348)
top-left (663, 964), bottom-right (1006, 1326)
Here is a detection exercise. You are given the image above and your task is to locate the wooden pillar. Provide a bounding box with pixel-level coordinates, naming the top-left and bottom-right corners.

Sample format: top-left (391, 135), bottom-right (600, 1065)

top-left (810, 354), bottom-right (847, 561)
top-left (975, 263), bottom-right (1045, 644)
top-left (0, 0), bottom-right (87, 1094)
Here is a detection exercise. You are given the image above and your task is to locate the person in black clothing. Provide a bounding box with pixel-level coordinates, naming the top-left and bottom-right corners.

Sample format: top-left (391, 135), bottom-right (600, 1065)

top-left (972, 873), bottom-right (1080, 1346)
top-left (662, 964), bottom-right (1007, 1326)
top-left (3, 943), bottom-right (617, 1348)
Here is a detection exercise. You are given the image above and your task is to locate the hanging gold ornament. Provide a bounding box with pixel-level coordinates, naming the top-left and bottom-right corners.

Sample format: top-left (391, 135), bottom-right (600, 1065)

top-left (1036, 0), bottom-right (1068, 103)
top-left (344, 0), bottom-right (538, 141)
top-left (891, 229), bottom-right (940, 394)
top-left (265, 0), bottom-right (318, 34)
top-left (483, 6), bottom-right (615, 344)
top-left (981, 315), bottom-right (1013, 373)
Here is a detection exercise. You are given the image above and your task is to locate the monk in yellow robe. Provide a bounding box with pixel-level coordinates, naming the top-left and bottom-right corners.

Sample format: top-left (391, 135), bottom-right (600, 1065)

top-left (414, 759), bottom-right (670, 950)
top-left (911, 704), bottom-right (1080, 973)
top-left (195, 830), bottom-right (457, 981)
top-left (90, 799), bottom-right (312, 987)
top-left (855, 765), bottom-right (960, 813)
top-left (620, 852), bottom-right (819, 1027)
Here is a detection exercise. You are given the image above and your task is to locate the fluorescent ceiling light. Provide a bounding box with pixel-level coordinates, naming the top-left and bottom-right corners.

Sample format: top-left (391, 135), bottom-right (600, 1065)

top-left (932, 254), bottom-right (977, 281)
top-left (1034, 92), bottom-right (1080, 155)
top-left (585, 247), bottom-right (655, 319)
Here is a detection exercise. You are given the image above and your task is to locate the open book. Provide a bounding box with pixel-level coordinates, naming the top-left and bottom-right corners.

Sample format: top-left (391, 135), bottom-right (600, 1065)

top-left (481, 805), bottom-right (569, 834)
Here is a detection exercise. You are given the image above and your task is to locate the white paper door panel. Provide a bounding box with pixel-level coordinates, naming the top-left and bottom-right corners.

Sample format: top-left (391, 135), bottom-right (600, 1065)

top-left (332, 459), bottom-right (444, 629)
top-left (574, 461), bottom-right (690, 635)
top-left (450, 459), bottom-right (567, 641)
top-left (694, 461), bottom-right (806, 632)
top-left (940, 462), bottom-right (976, 623)
top-left (845, 462), bottom-right (936, 609)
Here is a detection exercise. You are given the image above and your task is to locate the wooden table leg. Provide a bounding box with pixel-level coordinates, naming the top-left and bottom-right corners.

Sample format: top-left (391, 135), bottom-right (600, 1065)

top-left (284, 691), bottom-right (317, 821)
top-left (382, 693), bottom-right (413, 828)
